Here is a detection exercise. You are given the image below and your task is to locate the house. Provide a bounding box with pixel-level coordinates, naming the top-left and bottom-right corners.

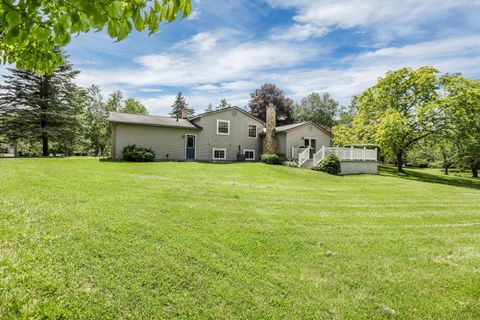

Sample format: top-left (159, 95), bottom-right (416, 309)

top-left (109, 105), bottom-right (333, 162)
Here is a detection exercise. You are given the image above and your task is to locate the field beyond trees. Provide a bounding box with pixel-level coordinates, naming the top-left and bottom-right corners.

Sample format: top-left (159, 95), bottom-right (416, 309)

top-left (1, 159), bottom-right (479, 319)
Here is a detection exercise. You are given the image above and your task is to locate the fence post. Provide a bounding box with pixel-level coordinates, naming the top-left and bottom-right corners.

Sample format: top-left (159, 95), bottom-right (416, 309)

top-left (322, 145), bottom-right (325, 160)
top-left (374, 148), bottom-right (377, 161)
top-left (363, 147), bottom-right (366, 161)
top-left (350, 146), bottom-right (354, 160)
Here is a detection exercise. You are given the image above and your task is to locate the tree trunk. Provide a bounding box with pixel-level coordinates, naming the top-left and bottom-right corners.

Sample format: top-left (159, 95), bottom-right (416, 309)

top-left (444, 166), bottom-right (449, 175)
top-left (42, 132), bottom-right (49, 156)
top-left (472, 164), bottom-right (478, 178)
top-left (396, 150), bottom-right (404, 172)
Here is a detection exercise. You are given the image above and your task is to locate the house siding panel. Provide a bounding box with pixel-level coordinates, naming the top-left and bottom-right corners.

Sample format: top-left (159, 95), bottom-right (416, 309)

top-left (191, 109), bottom-right (264, 161)
top-left (114, 123), bottom-right (198, 160)
top-left (285, 124), bottom-right (332, 158)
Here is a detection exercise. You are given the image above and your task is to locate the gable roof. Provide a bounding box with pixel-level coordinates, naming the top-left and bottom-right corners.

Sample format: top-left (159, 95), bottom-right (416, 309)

top-left (109, 112), bottom-right (201, 129)
top-left (275, 121), bottom-right (333, 137)
top-left (190, 106), bottom-right (265, 124)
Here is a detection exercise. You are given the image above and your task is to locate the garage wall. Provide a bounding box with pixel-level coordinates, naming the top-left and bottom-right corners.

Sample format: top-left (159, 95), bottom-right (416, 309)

top-left (113, 123), bottom-right (199, 160)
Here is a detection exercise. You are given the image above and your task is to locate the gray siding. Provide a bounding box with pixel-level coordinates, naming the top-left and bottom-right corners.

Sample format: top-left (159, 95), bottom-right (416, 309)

top-left (191, 109), bottom-right (264, 161)
top-left (277, 133), bottom-right (287, 155)
top-left (113, 123), bottom-right (198, 160)
top-left (286, 124), bottom-right (332, 158)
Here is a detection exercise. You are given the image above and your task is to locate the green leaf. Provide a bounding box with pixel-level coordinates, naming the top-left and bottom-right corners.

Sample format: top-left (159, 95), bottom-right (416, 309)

top-left (6, 11), bottom-right (21, 27)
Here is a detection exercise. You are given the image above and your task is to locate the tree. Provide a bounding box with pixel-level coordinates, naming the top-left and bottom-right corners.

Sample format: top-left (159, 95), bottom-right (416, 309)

top-left (122, 98), bottom-right (148, 115)
top-left (293, 92), bottom-right (339, 128)
top-left (248, 83), bottom-right (294, 125)
top-left (84, 85), bottom-right (110, 156)
top-left (354, 67), bottom-right (444, 172)
top-left (0, 0), bottom-right (192, 74)
top-left (217, 98), bottom-right (231, 110)
top-left (169, 92), bottom-right (188, 119)
top-left (331, 125), bottom-right (358, 146)
top-left (204, 103), bottom-right (214, 113)
top-left (0, 53), bottom-right (83, 156)
top-left (338, 96), bottom-right (358, 126)
top-left (442, 75), bottom-right (480, 177)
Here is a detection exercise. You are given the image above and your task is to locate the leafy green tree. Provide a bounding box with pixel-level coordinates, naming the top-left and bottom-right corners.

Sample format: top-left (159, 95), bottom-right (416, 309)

top-left (294, 92), bottom-right (339, 128)
top-left (0, 53), bottom-right (83, 156)
top-left (248, 83), bottom-right (294, 125)
top-left (84, 85), bottom-right (110, 156)
top-left (354, 67), bottom-right (443, 172)
top-left (331, 124), bottom-right (358, 146)
top-left (106, 90), bottom-right (123, 113)
top-left (442, 75), bottom-right (480, 177)
top-left (122, 98), bottom-right (148, 115)
top-left (0, 0), bottom-right (192, 74)
top-left (338, 96), bottom-right (358, 126)
top-left (169, 92), bottom-right (189, 119)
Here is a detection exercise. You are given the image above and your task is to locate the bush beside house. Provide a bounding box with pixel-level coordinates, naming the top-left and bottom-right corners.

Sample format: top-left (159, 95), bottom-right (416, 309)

top-left (312, 153), bottom-right (341, 175)
top-left (122, 145), bottom-right (155, 162)
top-left (261, 154), bottom-right (287, 165)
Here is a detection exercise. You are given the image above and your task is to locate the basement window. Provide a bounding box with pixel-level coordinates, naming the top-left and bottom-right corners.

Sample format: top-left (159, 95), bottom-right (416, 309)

top-left (217, 119), bottom-right (230, 135)
top-left (212, 148), bottom-right (226, 160)
top-left (244, 149), bottom-right (255, 161)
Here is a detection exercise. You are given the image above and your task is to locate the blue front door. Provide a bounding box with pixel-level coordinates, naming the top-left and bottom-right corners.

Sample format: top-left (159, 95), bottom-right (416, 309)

top-left (186, 135), bottom-right (195, 159)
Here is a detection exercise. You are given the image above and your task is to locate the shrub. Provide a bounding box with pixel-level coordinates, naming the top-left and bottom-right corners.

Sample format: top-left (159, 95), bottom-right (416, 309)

top-left (312, 153), bottom-right (341, 175)
top-left (261, 153), bottom-right (286, 165)
top-left (122, 145), bottom-right (155, 162)
top-left (283, 160), bottom-right (297, 167)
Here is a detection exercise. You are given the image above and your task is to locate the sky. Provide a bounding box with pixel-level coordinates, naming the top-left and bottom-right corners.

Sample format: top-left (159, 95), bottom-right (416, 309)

top-left (7, 0), bottom-right (480, 115)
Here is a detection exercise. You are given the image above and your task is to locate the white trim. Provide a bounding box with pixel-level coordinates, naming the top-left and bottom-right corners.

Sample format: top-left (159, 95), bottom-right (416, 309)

top-left (184, 134), bottom-right (197, 159)
top-left (212, 148), bottom-right (227, 160)
top-left (243, 149), bottom-right (255, 161)
top-left (216, 119), bottom-right (230, 135)
top-left (247, 124), bottom-right (257, 138)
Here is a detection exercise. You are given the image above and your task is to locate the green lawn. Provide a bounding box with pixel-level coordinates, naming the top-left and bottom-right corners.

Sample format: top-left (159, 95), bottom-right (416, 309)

top-left (1, 159), bottom-right (479, 319)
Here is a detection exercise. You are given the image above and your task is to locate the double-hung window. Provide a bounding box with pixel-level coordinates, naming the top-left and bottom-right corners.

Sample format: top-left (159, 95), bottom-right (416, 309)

top-left (217, 119), bottom-right (230, 135)
top-left (248, 124), bottom-right (257, 138)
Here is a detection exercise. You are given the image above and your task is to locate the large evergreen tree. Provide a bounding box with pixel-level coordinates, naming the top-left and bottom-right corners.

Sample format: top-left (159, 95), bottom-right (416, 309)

top-left (169, 92), bottom-right (190, 119)
top-left (0, 54), bottom-right (82, 156)
top-left (248, 83), bottom-right (294, 125)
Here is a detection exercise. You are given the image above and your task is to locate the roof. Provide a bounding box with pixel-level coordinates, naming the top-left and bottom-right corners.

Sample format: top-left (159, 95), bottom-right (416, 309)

top-left (109, 112), bottom-right (200, 129)
top-left (274, 122), bottom-right (308, 132)
top-left (190, 106), bottom-right (265, 124)
top-left (261, 121), bottom-right (333, 137)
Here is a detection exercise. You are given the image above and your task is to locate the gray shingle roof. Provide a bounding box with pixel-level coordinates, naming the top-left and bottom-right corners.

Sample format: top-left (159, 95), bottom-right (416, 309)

top-left (274, 122), bottom-right (308, 132)
top-left (109, 112), bottom-right (200, 129)
top-left (265, 121), bottom-right (333, 137)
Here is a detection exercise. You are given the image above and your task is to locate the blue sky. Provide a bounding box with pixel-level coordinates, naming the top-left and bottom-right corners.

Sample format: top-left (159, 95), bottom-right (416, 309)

top-left (35, 1), bottom-right (480, 114)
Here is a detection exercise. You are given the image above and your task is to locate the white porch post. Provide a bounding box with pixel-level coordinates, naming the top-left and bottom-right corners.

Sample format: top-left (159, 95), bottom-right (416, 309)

top-left (350, 146), bottom-right (354, 160)
top-left (363, 147), bottom-right (367, 161)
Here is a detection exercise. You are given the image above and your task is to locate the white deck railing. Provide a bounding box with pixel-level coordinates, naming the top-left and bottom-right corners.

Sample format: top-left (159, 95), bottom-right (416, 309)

top-left (297, 148), bottom-right (310, 167)
top-left (312, 146), bottom-right (377, 166)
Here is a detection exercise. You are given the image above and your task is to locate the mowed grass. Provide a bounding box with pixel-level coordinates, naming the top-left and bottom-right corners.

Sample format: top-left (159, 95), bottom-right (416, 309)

top-left (0, 159), bottom-right (479, 319)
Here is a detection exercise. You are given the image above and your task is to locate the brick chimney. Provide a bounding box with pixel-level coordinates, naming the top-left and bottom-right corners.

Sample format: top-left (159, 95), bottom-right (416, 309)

top-left (181, 107), bottom-right (189, 119)
top-left (263, 103), bottom-right (279, 154)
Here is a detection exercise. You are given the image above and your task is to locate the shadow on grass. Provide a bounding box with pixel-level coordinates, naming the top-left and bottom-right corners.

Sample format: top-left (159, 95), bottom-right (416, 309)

top-left (379, 165), bottom-right (480, 190)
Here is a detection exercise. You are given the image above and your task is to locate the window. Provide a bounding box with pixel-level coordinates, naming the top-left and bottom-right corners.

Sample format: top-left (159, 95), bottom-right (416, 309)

top-left (248, 124), bottom-right (257, 138)
top-left (217, 119), bottom-right (230, 135)
top-left (212, 148), bottom-right (226, 160)
top-left (244, 149), bottom-right (255, 161)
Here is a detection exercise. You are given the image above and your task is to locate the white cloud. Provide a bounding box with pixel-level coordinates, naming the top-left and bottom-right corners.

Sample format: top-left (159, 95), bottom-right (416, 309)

top-left (76, 33), bottom-right (318, 88)
top-left (272, 24), bottom-right (329, 41)
top-left (268, 0), bottom-right (480, 41)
